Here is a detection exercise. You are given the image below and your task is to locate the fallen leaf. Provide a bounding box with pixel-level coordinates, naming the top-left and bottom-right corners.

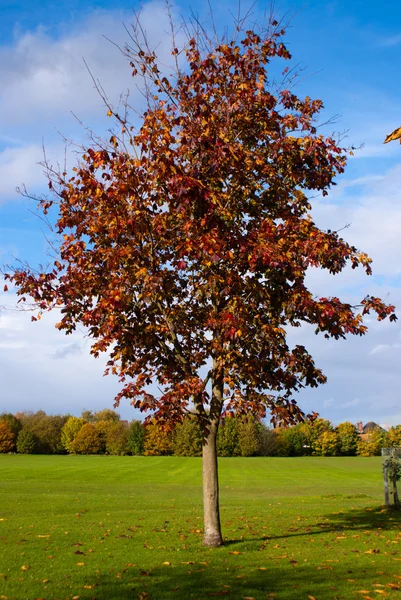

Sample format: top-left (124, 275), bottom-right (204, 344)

top-left (42, 579), bottom-right (50, 583)
top-left (162, 561), bottom-right (171, 565)
top-left (83, 585), bottom-right (95, 589)
top-left (229, 551), bottom-right (241, 555)
top-left (76, 562), bottom-right (85, 566)
top-left (208, 592), bottom-right (229, 597)
top-left (308, 596), bottom-right (317, 600)
top-left (37, 535), bottom-right (50, 538)
top-left (20, 565), bottom-right (30, 571)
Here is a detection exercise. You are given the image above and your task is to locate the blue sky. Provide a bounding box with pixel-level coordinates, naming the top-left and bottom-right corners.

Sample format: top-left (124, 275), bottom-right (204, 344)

top-left (1, 0), bottom-right (401, 425)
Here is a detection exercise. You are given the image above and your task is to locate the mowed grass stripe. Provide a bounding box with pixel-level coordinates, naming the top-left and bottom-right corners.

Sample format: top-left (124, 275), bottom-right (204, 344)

top-left (1, 455), bottom-right (401, 600)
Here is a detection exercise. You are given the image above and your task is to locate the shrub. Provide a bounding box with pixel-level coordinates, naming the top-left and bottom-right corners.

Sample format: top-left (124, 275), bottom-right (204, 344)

top-left (0, 421), bottom-right (15, 453)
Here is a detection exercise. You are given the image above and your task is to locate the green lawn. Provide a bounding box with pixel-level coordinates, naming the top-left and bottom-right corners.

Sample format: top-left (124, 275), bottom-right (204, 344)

top-left (1, 455), bottom-right (401, 600)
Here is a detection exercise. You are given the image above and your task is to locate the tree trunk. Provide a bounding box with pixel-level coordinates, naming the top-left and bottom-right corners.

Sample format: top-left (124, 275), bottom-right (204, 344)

top-left (202, 364), bottom-right (224, 547)
top-left (202, 417), bottom-right (223, 546)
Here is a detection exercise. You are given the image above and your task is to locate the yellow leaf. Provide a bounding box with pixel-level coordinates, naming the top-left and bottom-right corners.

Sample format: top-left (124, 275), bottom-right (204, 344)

top-left (162, 561), bottom-right (171, 565)
top-left (76, 562), bottom-right (85, 566)
top-left (20, 565), bottom-right (30, 571)
top-left (42, 579), bottom-right (50, 583)
top-left (107, 110), bottom-right (112, 117)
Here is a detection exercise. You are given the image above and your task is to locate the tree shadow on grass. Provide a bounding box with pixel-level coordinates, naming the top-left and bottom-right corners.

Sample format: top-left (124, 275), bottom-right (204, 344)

top-left (91, 557), bottom-right (399, 600)
top-left (88, 507), bottom-right (401, 600)
top-left (219, 504), bottom-right (401, 545)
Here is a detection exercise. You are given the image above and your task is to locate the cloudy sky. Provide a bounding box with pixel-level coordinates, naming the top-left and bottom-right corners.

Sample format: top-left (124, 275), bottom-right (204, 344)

top-left (1, 0), bottom-right (401, 425)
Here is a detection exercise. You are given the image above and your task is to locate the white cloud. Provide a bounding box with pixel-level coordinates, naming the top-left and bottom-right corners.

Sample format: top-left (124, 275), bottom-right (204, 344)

top-left (0, 4), bottom-right (183, 131)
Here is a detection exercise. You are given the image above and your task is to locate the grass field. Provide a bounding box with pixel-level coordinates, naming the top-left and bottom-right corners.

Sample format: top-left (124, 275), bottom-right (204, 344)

top-left (1, 455), bottom-right (401, 600)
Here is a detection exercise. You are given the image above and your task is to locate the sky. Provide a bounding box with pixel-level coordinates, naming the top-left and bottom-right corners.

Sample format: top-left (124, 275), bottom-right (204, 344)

top-left (1, 0), bottom-right (401, 425)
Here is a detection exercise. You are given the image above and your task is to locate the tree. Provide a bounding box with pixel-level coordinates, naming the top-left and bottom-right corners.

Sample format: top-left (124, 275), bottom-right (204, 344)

top-left (5, 13), bottom-right (396, 546)
top-left (237, 417), bottom-right (262, 457)
top-left (387, 425), bottom-right (401, 447)
top-left (127, 420), bottom-right (145, 455)
top-left (16, 411), bottom-right (67, 454)
top-left (278, 422), bottom-right (312, 456)
top-left (336, 421), bottom-right (359, 456)
top-left (61, 417), bottom-right (87, 453)
top-left (173, 416), bottom-right (203, 456)
top-left (71, 423), bottom-right (104, 454)
top-left (0, 421), bottom-right (16, 453)
top-left (357, 427), bottom-right (388, 457)
top-left (143, 421), bottom-right (174, 456)
top-left (313, 430), bottom-right (339, 456)
top-left (217, 417), bottom-right (240, 457)
top-left (16, 430), bottom-right (38, 454)
top-left (104, 421), bottom-right (129, 455)
top-left (0, 413), bottom-right (22, 437)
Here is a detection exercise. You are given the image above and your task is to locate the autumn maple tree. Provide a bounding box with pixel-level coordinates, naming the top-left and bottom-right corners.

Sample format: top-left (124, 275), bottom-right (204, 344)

top-left (5, 13), bottom-right (396, 546)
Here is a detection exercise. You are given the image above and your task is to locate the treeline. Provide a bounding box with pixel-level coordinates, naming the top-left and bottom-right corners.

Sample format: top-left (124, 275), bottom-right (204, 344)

top-left (0, 410), bottom-right (400, 457)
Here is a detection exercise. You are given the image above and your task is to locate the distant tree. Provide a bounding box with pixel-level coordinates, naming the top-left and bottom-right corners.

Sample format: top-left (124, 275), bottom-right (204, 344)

top-left (357, 427), bottom-right (388, 457)
top-left (93, 409), bottom-right (120, 422)
top-left (278, 422), bottom-right (312, 456)
top-left (81, 410), bottom-right (96, 423)
top-left (174, 417), bottom-right (203, 456)
top-left (387, 425), bottom-right (401, 447)
top-left (258, 428), bottom-right (281, 457)
top-left (0, 413), bottom-right (22, 437)
top-left (309, 419), bottom-right (334, 456)
top-left (71, 423), bottom-right (104, 454)
top-left (0, 421), bottom-right (16, 453)
top-left (313, 430), bottom-right (339, 456)
top-left (61, 417), bottom-right (86, 453)
top-left (5, 12), bottom-right (396, 547)
top-left (217, 417), bottom-right (240, 457)
top-left (16, 430), bottom-right (38, 454)
top-left (237, 417), bottom-right (262, 457)
top-left (127, 420), bottom-right (145, 456)
top-left (104, 421), bottom-right (129, 455)
top-left (17, 411), bottom-right (66, 454)
top-left (143, 422), bottom-right (174, 456)
top-left (336, 421), bottom-right (359, 456)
